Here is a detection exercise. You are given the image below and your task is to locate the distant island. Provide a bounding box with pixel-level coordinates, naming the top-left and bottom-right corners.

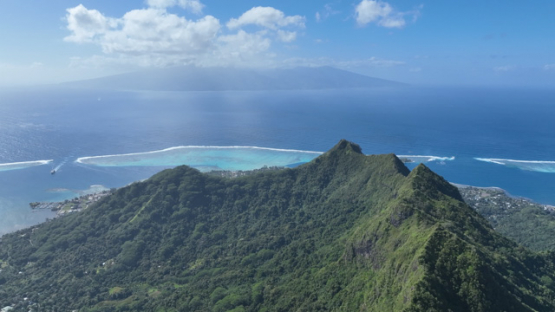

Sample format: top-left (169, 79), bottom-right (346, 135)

top-left (60, 66), bottom-right (405, 91)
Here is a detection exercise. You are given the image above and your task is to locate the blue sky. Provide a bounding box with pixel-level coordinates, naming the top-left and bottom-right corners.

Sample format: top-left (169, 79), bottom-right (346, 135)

top-left (1, 0), bottom-right (554, 86)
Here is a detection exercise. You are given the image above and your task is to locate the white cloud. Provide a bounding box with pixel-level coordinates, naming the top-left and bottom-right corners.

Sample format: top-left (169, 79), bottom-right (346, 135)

top-left (277, 30), bottom-right (297, 43)
top-left (544, 64), bottom-right (555, 71)
top-left (100, 9), bottom-right (220, 54)
top-left (355, 0), bottom-right (418, 28)
top-left (315, 12), bottom-right (321, 22)
top-left (64, 4), bottom-right (116, 43)
top-left (64, 4), bottom-right (305, 69)
top-left (145, 0), bottom-right (204, 14)
top-left (227, 7), bottom-right (305, 30)
top-left (356, 1), bottom-right (392, 25)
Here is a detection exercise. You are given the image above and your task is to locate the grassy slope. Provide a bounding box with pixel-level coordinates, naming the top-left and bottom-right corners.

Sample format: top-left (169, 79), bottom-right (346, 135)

top-left (1, 140), bottom-right (555, 311)
top-left (459, 186), bottom-right (555, 252)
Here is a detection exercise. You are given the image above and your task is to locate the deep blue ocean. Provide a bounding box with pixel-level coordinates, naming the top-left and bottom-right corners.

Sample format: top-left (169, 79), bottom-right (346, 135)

top-left (1, 86), bottom-right (554, 234)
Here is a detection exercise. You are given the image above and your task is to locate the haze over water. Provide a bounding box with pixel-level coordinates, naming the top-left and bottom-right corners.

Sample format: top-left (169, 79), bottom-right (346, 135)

top-left (1, 86), bottom-right (555, 234)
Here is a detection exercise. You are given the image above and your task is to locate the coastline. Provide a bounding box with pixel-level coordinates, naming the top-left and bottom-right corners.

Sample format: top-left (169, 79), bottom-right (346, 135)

top-left (455, 183), bottom-right (555, 213)
top-left (452, 182), bottom-right (555, 210)
top-left (30, 189), bottom-right (112, 217)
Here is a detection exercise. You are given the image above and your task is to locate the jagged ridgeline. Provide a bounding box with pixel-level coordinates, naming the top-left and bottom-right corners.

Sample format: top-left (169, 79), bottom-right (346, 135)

top-left (2, 140), bottom-right (555, 311)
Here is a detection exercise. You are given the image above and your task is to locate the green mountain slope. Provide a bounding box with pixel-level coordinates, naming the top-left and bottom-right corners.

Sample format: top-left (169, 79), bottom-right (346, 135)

top-left (458, 185), bottom-right (555, 252)
top-left (1, 140), bottom-right (555, 311)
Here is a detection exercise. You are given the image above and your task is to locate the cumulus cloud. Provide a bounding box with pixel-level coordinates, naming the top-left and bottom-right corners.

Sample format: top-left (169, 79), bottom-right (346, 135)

top-left (226, 7), bottom-right (304, 47)
top-left (65, 4), bottom-right (116, 43)
top-left (355, 0), bottom-right (418, 28)
top-left (102, 10), bottom-right (220, 54)
top-left (65, 5), bottom-right (220, 56)
top-left (227, 7), bottom-right (305, 30)
top-left (64, 4), bottom-right (305, 68)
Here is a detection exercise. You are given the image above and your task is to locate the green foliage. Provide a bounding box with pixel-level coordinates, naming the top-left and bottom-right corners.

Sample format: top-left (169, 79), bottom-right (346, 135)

top-left (1, 140), bottom-right (555, 311)
top-left (460, 186), bottom-right (555, 252)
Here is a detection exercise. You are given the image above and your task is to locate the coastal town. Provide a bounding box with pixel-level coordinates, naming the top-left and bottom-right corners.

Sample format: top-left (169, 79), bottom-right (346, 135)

top-left (206, 165), bottom-right (285, 178)
top-left (29, 189), bottom-right (113, 216)
top-left (457, 184), bottom-right (555, 214)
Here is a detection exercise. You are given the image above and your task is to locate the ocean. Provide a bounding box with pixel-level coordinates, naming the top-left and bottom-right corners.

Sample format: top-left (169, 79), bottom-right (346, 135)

top-left (1, 86), bottom-right (554, 234)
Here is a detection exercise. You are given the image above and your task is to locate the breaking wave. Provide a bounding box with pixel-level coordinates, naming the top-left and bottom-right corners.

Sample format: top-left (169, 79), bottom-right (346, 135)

top-left (0, 159), bottom-right (53, 172)
top-left (475, 158), bottom-right (555, 173)
top-left (397, 155), bottom-right (455, 163)
top-left (76, 146), bottom-right (323, 172)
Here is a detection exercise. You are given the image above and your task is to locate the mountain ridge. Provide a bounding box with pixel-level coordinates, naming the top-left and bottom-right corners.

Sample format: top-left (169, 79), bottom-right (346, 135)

top-left (1, 140), bottom-right (555, 311)
top-left (60, 66), bottom-right (405, 91)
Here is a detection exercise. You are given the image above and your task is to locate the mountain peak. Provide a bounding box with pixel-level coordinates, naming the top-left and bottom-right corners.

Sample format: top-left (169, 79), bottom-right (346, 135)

top-left (407, 163), bottom-right (464, 202)
top-left (329, 139), bottom-right (363, 154)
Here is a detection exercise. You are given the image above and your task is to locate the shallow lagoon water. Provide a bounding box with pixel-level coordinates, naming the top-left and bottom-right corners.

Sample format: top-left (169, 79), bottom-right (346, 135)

top-left (1, 86), bottom-right (555, 234)
top-left (76, 146), bottom-right (322, 171)
top-left (475, 158), bottom-right (555, 173)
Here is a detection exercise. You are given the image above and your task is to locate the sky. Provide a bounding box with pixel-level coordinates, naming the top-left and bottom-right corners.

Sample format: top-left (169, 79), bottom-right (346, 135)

top-left (1, 0), bottom-right (555, 87)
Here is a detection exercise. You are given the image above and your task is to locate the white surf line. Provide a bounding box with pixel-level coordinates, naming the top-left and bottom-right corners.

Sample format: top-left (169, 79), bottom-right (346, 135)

top-left (397, 155), bottom-right (456, 161)
top-left (75, 146), bottom-right (324, 163)
top-left (475, 157), bottom-right (555, 165)
top-left (0, 159), bottom-right (54, 171)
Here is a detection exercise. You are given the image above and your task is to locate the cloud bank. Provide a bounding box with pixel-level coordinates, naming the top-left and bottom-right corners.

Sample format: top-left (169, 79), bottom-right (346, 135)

top-left (64, 2), bottom-right (304, 68)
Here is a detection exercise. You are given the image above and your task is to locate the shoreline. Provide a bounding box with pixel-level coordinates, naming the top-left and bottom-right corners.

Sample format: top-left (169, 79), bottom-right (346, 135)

top-left (30, 189), bottom-right (112, 217)
top-left (454, 183), bottom-right (555, 212)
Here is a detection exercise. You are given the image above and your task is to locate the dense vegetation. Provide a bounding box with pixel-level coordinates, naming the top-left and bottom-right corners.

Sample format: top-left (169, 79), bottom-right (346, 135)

top-left (459, 186), bottom-right (555, 252)
top-left (1, 140), bottom-right (555, 311)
